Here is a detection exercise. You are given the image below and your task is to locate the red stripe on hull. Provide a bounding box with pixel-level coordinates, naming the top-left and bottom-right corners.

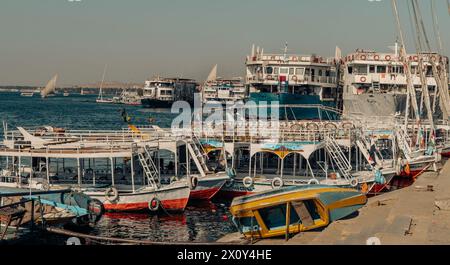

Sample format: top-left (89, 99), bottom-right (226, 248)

top-left (441, 152), bottom-right (450, 158)
top-left (104, 197), bottom-right (189, 212)
top-left (397, 168), bottom-right (426, 178)
top-left (190, 187), bottom-right (221, 200)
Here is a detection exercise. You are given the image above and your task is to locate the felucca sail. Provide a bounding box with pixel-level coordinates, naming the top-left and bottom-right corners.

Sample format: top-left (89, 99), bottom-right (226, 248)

top-left (40, 74), bottom-right (58, 98)
top-left (206, 64), bottom-right (217, 82)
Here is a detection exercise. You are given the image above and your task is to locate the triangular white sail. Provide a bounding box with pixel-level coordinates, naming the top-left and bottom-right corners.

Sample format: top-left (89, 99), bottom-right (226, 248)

top-left (335, 46), bottom-right (342, 60)
top-left (40, 74), bottom-right (58, 98)
top-left (206, 64), bottom-right (217, 82)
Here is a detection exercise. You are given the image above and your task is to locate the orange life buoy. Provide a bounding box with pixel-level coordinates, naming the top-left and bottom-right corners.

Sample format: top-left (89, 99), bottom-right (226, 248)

top-left (360, 76), bottom-right (367, 82)
top-left (374, 55), bottom-right (380, 61)
top-left (361, 183), bottom-right (369, 193)
top-left (385, 55), bottom-right (391, 61)
top-left (360, 55), bottom-right (367, 60)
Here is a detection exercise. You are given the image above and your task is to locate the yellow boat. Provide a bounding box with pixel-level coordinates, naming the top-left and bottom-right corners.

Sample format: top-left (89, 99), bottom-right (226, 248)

top-left (229, 185), bottom-right (367, 239)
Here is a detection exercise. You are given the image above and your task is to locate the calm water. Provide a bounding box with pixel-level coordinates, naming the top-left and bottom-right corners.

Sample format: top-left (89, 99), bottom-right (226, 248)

top-left (0, 92), bottom-right (236, 244)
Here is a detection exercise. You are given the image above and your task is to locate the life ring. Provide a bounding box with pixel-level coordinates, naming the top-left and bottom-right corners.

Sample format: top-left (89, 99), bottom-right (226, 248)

top-left (360, 76), bottom-right (367, 82)
top-left (243, 176), bottom-right (254, 188)
top-left (324, 122), bottom-right (338, 130)
top-left (225, 178), bottom-right (235, 188)
top-left (306, 122), bottom-right (319, 131)
top-left (37, 182), bottom-right (50, 191)
top-left (190, 176), bottom-right (198, 190)
top-left (342, 121), bottom-right (354, 129)
top-left (105, 187), bottom-right (119, 203)
top-left (374, 55), bottom-right (380, 61)
top-left (292, 56), bottom-right (298, 62)
top-left (307, 178), bottom-right (319, 185)
top-left (360, 55), bottom-right (367, 60)
top-left (350, 178), bottom-right (359, 187)
top-left (292, 75), bottom-right (298, 81)
top-left (385, 55), bottom-right (391, 61)
top-left (87, 198), bottom-right (105, 223)
top-left (148, 197), bottom-right (160, 212)
top-left (413, 56), bottom-right (419, 62)
top-left (271, 177), bottom-right (284, 189)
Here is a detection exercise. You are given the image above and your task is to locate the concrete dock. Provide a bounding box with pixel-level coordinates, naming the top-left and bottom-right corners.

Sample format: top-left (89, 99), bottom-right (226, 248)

top-left (218, 160), bottom-right (450, 245)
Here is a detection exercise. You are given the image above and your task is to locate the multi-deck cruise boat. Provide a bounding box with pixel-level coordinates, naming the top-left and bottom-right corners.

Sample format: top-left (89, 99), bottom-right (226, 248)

top-left (339, 43), bottom-right (449, 187)
top-left (201, 65), bottom-right (247, 105)
top-left (245, 44), bottom-right (341, 120)
top-left (141, 77), bottom-right (198, 108)
top-left (340, 43), bottom-right (449, 119)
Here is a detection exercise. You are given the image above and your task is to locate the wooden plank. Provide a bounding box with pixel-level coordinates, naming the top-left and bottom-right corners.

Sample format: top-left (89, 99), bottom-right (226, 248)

top-left (291, 201), bottom-right (315, 226)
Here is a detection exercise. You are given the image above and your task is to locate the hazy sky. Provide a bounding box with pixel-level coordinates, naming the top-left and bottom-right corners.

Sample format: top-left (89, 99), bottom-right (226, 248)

top-left (0, 0), bottom-right (448, 86)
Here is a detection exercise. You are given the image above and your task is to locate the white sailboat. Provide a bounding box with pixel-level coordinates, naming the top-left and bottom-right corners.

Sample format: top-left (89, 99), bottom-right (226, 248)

top-left (96, 64), bottom-right (113, 103)
top-left (40, 74), bottom-right (58, 98)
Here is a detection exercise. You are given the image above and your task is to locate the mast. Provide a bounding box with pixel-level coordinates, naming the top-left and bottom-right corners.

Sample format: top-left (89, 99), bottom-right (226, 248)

top-left (98, 64), bottom-right (108, 100)
top-left (391, 0), bottom-right (419, 128)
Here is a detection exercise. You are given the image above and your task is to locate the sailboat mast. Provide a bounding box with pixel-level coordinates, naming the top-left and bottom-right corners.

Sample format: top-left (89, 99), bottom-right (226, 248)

top-left (99, 64), bottom-right (108, 100)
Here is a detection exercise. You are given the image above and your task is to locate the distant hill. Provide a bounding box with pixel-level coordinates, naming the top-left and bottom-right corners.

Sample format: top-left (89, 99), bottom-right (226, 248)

top-left (75, 81), bottom-right (144, 89)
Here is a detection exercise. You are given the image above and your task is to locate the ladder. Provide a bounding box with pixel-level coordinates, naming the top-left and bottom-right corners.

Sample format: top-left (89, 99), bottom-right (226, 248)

top-left (190, 133), bottom-right (210, 174)
top-left (137, 145), bottom-right (160, 187)
top-left (395, 127), bottom-right (412, 160)
top-left (324, 135), bottom-right (352, 181)
top-left (186, 143), bottom-right (208, 177)
top-left (356, 134), bottom-right (384, 166)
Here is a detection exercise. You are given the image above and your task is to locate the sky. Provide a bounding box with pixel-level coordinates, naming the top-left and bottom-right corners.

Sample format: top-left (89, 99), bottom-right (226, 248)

top-left (0, 0), bottom-right (449, 86)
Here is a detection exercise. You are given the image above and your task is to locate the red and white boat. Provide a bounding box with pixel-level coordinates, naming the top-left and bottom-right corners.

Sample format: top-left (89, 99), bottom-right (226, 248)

top-left (190, 172), bottom-right (229, 200)
top-left (85, 181), bottom-right (190, 212)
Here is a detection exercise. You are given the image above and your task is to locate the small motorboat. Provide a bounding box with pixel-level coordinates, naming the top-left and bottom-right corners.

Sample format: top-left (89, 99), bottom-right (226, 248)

top-left (229, 185), bottom-right (367, 239)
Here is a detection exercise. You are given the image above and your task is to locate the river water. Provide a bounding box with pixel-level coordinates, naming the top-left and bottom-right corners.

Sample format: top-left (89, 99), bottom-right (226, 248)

top-left (0, 92), bottom-right (236, 244)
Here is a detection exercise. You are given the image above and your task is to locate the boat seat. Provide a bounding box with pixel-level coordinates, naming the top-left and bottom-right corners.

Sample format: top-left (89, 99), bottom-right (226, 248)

top-left (291, 201), bottom-right (315, 226)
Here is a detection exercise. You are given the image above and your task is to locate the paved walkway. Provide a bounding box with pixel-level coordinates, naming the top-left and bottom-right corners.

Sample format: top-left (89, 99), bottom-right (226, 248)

top-left (218, 160), bottom-right (450, 245)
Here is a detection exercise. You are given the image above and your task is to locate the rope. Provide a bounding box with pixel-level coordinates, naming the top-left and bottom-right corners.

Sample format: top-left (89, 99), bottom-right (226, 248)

top-left (45, 226), bottom-right (237, 245)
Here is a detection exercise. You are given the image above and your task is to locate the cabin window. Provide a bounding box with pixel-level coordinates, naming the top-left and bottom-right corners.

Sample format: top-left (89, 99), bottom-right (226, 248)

top-left (274, 67), bottom-right (279, 74)
top-left (391, 65), bottom-right (404, 74)
top-left (426, 66), bottom-right (433, 77)
top-left (354, 65), bottom-right (367, 74)
top-left (258, 204), bottom-right (300, 230)
top-left (289, 68), bottom-right (294, 75)
top-left (305, 68), bottom-right (310, 76)
top-left (411, 66), bottom-right (417, 74)
top-left (266, 67), bottom-right (273, 74)
top-left (280, 68), bottom-right (289, 74)
top-left (369, 65), bottom-right (375, 73)
top-left (296, 68), bottom-right (304, 75)
top-left (325, 70), bottom-right (330, 77)
top-left (348, 66), bottom-right (353, 74)
top-left (319, 70), bottom-right (323, 76)
top-left (376, 66), bottom-right (386, 73)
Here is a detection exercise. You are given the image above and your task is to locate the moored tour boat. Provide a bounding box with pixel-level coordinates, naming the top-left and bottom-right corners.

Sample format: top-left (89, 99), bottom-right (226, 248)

top-left (230, 185), bottom-right (367, 239)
